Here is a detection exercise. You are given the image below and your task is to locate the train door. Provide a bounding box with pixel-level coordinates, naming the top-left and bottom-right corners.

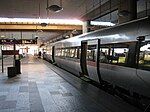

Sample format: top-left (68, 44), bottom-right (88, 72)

top-left (80, 41), bottom-right (88, 77)
top-left (52, 46), bottom-right (55, 63)
top-left (136, 37), bottom-right (150, 96)
top-left (86, 39), bottom-right (100, 82)
top-left (80, 39), bottom-right (101, 83)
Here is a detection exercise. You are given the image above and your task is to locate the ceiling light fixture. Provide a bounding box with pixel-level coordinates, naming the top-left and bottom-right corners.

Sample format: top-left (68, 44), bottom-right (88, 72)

top-left (0, 18), bottom-right (83, 25)
top-left (0, 35), bottom-right (5, 38)
top-left (40, 22), bottom-right (48, 27)
top-left (46, 0), bottom-right (63, 12)
top-left (90, 21), bottom-right (115, 26)
top-left (36, 29), bottom-right (43, 32)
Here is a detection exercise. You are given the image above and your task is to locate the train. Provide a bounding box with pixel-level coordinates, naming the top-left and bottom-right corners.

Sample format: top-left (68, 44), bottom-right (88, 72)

top-left (43, 17), bottom-right (150, 108)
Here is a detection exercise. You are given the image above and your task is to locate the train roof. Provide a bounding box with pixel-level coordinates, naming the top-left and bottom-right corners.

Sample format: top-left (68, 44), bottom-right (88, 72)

top-left (53, 16), bottom-right (150, 48)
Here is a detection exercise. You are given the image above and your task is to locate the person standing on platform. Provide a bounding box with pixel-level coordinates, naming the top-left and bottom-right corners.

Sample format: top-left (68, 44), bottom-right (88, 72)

top-left (38, 51), bottom-right (41, 58)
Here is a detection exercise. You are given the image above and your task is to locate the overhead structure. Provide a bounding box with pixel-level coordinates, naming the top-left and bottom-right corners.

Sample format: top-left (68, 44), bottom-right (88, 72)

top-left (0, 18), bottom-right (83, 31)
top-left (0, 24), bottom-right (82, 31)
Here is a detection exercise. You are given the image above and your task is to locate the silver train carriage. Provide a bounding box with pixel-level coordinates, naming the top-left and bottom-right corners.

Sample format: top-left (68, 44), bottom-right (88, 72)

top-left (44, 17), bottom-right (150, 101)
top-left (43, 45), bottom-right (55, 63)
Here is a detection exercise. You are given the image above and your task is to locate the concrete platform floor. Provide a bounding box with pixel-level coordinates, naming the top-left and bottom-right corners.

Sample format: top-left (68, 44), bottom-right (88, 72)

top-left (0, 55), bottom-right (142, 112)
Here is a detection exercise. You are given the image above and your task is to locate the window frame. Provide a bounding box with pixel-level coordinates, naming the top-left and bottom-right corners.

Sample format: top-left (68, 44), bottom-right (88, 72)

top-left (138, 40), bottom-right (150, 71)
top-left (99, 42), bottom-right (136, 67)
top-left (86, 45), bottom-right (97, 62)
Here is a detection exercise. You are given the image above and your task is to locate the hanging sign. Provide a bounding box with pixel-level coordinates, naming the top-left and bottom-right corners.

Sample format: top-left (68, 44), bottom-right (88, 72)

top-left (2, 50), bottom-right (19, 55)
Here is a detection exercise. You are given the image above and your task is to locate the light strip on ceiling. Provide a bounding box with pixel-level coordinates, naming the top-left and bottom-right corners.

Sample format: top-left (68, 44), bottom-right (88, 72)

top-left (90, 21), bottom-right (115, 26)
top-left (0, 18), bottom-right (83, 25)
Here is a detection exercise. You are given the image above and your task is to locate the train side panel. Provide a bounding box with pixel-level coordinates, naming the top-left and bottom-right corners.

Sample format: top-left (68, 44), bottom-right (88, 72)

top-left (55, 57), bottom-right (81, 77)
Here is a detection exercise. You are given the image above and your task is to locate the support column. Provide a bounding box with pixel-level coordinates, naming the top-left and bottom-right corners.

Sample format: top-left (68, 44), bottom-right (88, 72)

top-left (82, 21), bottom-right (91, 33)
top-left (118, 0), bottom-right (137, 24)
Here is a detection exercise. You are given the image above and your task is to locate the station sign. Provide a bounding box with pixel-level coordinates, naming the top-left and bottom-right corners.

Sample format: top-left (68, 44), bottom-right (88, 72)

top-left (2, 50), bottom-right (19, 55)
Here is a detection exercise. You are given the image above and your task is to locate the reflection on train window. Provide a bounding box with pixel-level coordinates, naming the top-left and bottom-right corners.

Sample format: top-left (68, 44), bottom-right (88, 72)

top-left (111, 48), bottom-right (129, 65)
top-left (100, 44), bottom-right (129, 66)
top-left (49, 50), bottom-right (52, 55)
top-left (60, 49), bottom-right (63, 57)
top-left (55, 49), bottom-right (61, 56)
top-left (74, 48), bottom-right (80, 59)
top-left (55, 50), bottom-right (58, 56)
top-left (49, 48), bottom-right (52, 55)
top-left (79, 49), bottom-right (81, 59)
top-left (46, 47), bottom-right (52, 55)
top-left (100, 48), bottom-right (109, 63)
top-left (47, 50), bottom-right (51, 55)
top-left (74, 49), bottom-right (78, 58)
top-left (70, 49), bottom-right (75, 58)
top-left (87, 50), bottom-right (95, 61)
top-left (139, 41), bottom-right (150, 71)
top-left (56, 47), bottom-right (81, 59)
top-left (87, 45), bottom-right (96, 61)
top-left (64, 49), bottom-right (68, 57)
top-left (59, 50), bottom-right (61, 56)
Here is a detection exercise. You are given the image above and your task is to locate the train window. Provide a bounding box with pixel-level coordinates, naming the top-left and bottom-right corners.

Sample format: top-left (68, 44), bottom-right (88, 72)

top-left (100, 44), bottom-right (129, 66)
top-left (55, 50), bottom-right (58, 56)
top-left (100, 47), bottom-right (110, 63)
top-left (49, 48), bottom-right (52, 56)
top-left (78, 49), bottom-right (81, 59)
top-left (55, 49), bottom-right (61, 56)
top-left (87, 50), bottom-right (93, 60)
top-left (58, 49), bottom-right (62, 56)
top-left (138, 41), bottom-right (150, 71)
top-left (111, 47), bottom-right (129, 65)
top-left (61, 49), bottom-right (65, 57)
top-left (46, 46), bottom-right (52, 55)
top-left (74, 48), bottom-right (78, 58)
top-left (70, 49), bottom-right (75, 58)
top-left (67, 49), bottom-right (70, 57)
top-left (64, 49), bottom-right (68, 57)
top-left (87, 45), bottom-right (96, 61)
top-left (61, 48), bottom-right (71, 57)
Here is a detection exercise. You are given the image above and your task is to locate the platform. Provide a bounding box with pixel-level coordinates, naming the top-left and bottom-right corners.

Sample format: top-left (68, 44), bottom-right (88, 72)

top-left (0, 55), bottom-right (142, 112)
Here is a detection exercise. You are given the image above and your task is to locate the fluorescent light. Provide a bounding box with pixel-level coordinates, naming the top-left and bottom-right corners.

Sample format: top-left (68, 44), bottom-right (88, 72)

top-left (0, 35), bottom-right (5, 38)
top-left (0, 17), bottom-right (83, 25)
top-left (90, 21), bottom-right (115, 26)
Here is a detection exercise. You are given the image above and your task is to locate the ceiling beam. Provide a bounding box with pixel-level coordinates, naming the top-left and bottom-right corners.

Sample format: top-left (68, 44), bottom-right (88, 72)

top-left (0, 24), bottom-right (82, 31)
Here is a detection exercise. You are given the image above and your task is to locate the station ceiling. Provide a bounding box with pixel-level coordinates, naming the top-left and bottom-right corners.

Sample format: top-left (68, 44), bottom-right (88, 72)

top-left (0, 0), bottom-right (90, 19)
top-left (0, 31), bottom-right (64, 42)
top-left (0, 0), bottom-right (108, 43)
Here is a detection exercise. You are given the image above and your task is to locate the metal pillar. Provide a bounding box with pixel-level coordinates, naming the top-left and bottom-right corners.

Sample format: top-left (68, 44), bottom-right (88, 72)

top-left (82, 21), bottom-right (91, 34)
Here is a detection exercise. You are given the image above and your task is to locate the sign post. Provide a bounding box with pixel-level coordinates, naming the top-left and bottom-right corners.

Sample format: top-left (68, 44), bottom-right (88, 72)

top-left (13, 39), bottom-right (16, 66)
top-left (0, 38), bottom-right (37, 73)
top-left (2, 50), bottom-right (19, 73)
